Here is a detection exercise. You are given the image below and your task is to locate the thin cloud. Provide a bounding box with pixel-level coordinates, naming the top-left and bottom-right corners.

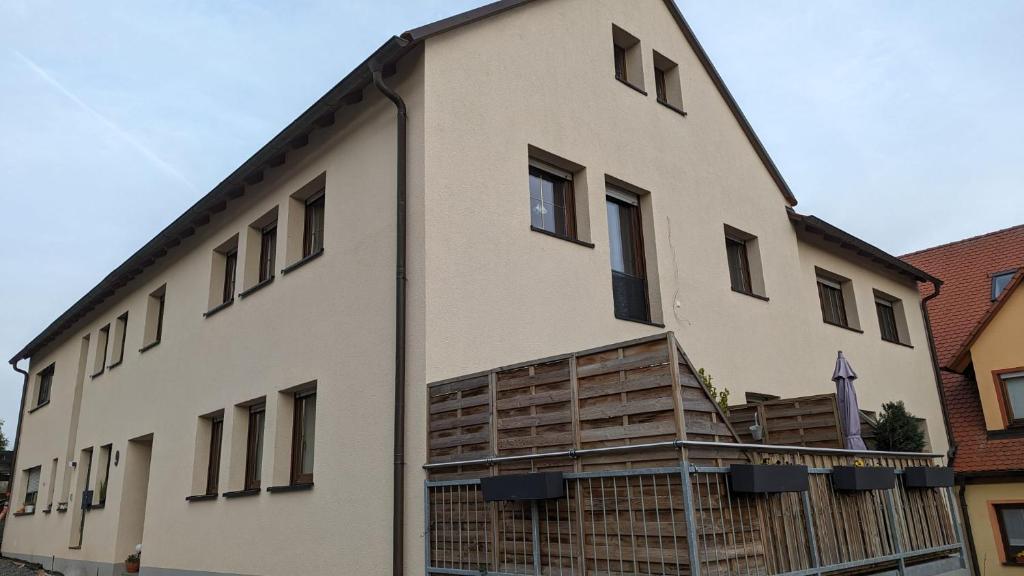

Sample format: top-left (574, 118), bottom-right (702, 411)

top-left (13, 50), bottom-right (197, 192)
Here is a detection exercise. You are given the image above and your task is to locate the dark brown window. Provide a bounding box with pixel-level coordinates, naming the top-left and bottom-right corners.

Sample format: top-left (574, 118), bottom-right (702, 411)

top-left (726, 236), bottom-right (752, 294)
top-left (875, 298), bottom-right (900, 343)
top-left (303, 192), bottom-right (325, 258)
top-left (529, 165), bottom-right (576, 239)
top-left (244, 404), bottom-right (265, 491)
top-left (93, 324), bottom-right (110, 376)
top-left (995, 504), bottom-right (1024, 562)
top-left (259, 224), bottom-right (277, 283)
top-left (999, 372), bottom-right (1024, 427)
top-left (607, 190), bottom-right (649, 323)
top-left (655, 66), bottom-right (667, 103)
top-left (222, 250), bottom-right (237, 304)
top-left (291, 392), bottom-right (316, 486)
top-left (206, 417), bottom-right (223, 496)
top-left (817, 277), bottom-right (848, 328)
top-left (614, 44), bottom-right (628, 82)
top-left (36, 364), bottom-right (54, 407)
top-left (112, 312), bottom-right (128, 366)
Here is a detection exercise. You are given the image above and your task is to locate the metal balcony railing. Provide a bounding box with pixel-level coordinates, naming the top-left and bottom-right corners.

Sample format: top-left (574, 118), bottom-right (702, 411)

top-left (423, 441), bottom-right (967, 576)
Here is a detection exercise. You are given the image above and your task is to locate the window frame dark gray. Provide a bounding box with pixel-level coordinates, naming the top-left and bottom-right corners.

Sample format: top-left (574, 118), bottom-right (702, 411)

top-left (817, 277), bottom-right (849, 328)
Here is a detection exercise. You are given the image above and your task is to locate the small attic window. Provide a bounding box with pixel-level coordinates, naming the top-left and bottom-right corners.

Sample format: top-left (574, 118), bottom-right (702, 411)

top-left (653, 51), bottom-right (685, 114)
top-left (992, 270), bottom-right (1017, 300)
top-left (612, 25), bottom-right (644, 93)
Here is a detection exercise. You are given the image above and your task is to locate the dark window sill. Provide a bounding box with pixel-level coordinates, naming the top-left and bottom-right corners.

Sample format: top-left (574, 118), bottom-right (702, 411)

top-left (56, 503), bottom-right (68, 513)
top-left (267, 483), bottom-right (314, 494)
top-left (615, 77), bottom-right (647, 96)
top-left (239, 276), bottom-right (275, 299)
top-left (12, 511), bottom-right (35, 517)
top-left (90, 369), bottom-right (104, 379)
top-left (68, 546), bottom-right (81, 550)
top-left (28, 401), bottom-right (50, 414)
top-left (615, 314), bottom-right (665, 329)
top-left (203, 299), bottom-right (234, 319)
top-left (881, 337), bottom-right (914, 349)
top-left (107, 360), bottom-right (123, 371)
top-left (822, 319), bottom-right (864, 334)
top-left (185, 494), bottom-right (218, 502)
top-left (282, 249), bottom-right (324, 276)
top-left (139, 340), bottom-right (161, 354)
top-left (89, 503), bottom-right (105, 510)
top-left (988, 427), bottom-right (1024, 440)
top-left (530, 226), bottom-right (595, 248)
top-left (731, 288), bottom-right (769, 302)
top-left (657, 99), bottom-right (688, 117)
top-left (222, 488), bottom-right (261, 499)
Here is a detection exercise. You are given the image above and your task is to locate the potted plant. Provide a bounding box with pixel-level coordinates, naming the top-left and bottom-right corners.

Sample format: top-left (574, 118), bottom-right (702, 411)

top-left (125, 551), bottom-right (141, 573)
top-left (1015, 550), bottom-right (1024, 566)
top-left (23, 504), bottom-right (34, 514)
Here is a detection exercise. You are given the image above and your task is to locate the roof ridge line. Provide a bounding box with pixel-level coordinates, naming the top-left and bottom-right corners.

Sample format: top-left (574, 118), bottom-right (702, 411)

top-left (902, 222), bottom-right (1024, 259)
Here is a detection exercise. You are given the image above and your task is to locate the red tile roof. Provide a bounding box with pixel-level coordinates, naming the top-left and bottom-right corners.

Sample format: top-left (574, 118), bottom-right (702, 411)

top-left (902, 224), bottom-right (1024, 474)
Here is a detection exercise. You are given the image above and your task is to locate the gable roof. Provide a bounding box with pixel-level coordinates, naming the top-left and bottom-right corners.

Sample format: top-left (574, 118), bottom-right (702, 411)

top-left (902, 225), bottom-right (1024, 474)
top-left (11, 0), bottom-right (796, 365)
top-left (947, 270), bottom-right (1024, 373)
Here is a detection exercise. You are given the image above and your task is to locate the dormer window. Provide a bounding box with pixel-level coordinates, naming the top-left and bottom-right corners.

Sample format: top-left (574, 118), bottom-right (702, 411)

top-left (992, 270), bottom-right (1017, 300)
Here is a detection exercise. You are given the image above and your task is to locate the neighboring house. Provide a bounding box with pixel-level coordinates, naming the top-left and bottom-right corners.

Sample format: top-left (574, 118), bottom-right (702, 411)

top-left (3, 1), bottom-right (950, 575)
top-left (904, 225), bottom-right (1024, 575)
top-left (0, 451), bottom-right (11, 501)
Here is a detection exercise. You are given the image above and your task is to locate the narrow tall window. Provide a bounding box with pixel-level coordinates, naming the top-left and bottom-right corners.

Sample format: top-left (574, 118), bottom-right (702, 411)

top-left (155, 292), bottom-right (165, 342)
top-left (92, 324), bottom-right (110, 376)
top-left (611, 25), bottom-right (643, 91)
top-left (303, 192), bottom-right (325, 258)
top-left (23, 466), bottom-right (41, 508)
top-left (259, 223), bottom-right (277, 283)
top-left (654, 67), bottom-right (667, 103)
top-left (607, 188), bottom-right (649, 323)
top-left (726, 236), bottom-right (752, 294)
top-left (98, 444), bottom-right (112, 507)
top-left (529, 162), bottom-right (576, 239)
top-left (244, 404), bottom-right (266, 491)
top-left (143, 285), bottom-right (166, 349)
top-left (222, 250), bottom-right (238, 304)
top-left (110, 312), bottom-right (128, 367)
top-left (995, 504), bottom-right (1024, 563)
top-left (46, 458), bottom-right (58, 510)
top-left (291, 391), bottom-right (316, 486)
top-left (1000, 372), bottom-right (1024, 427)
top-left (875, 298), bottom-right (899, 343)
top-left (36, 364), bottom-right (54, 407)
top-left (817, 277), bottom-right (849, 328)
top-left (206, 417), bottom-right (223, 495)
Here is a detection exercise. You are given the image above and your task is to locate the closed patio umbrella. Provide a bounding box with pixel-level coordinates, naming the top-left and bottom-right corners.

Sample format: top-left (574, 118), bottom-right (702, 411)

top-left (833, 351), bottom-right (867, 451)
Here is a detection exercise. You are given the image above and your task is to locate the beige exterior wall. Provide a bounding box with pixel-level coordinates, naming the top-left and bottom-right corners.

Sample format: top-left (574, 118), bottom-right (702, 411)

top-left (967, 284), bottom-right (1024, 430)
top-left (4, 1), bottom-right (949, 575)
top-left (419, 0), bottom-right (946, 455)
top-left (964, 483), bottom-right (1024, 575)
top-left (4, 48), bottom-right (427, 576)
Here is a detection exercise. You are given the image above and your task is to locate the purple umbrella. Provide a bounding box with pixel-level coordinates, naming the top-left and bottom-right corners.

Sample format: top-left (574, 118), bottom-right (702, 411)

top-left (833, 351), bottom-right (867, 451)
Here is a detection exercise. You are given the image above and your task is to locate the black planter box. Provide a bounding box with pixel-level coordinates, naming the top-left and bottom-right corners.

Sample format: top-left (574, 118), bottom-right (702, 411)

top-left (729, 464), bottom-right (809, 494)
top-left (832, 466), bottom-right (895, 491)
top-left (903, 467), bottom-right (954, 488)
top-left (481, 472), bottom-right (565, 502)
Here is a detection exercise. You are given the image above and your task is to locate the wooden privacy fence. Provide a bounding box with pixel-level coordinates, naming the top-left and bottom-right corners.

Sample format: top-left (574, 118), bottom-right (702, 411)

top-left (728, 395), bottom-right (881, 449)
top-left (424, 333), bottom-right (966, 576)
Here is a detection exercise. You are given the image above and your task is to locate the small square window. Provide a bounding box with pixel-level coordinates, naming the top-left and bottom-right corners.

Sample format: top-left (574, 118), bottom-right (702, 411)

top-left (999, 371), bottom-right (1024, 427)
top-left (529, 161), bottom-right (576, 239)
top-left (653, 51), bottom-right (685, 112)
top-left (612, 25), bottom-right (645, 92)
top-left (815, 269), bottom-right (859, 330)
top-left (873, 290), bottom-right (911, 346)
top-left (992, 270), bottom-right (1017, 300)
top-left (995, 504), bottom-right (1024, 562)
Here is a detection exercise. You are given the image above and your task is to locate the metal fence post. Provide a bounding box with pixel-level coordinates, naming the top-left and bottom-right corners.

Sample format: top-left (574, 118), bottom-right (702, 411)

top-left (801, 491), bottom-right (822, 574)
top-left (883, 490), bottom-right (906, 576)
top-left (531, 500), bottom-right (542, 576)
top-left (424, 482), bottom-right (432, 575)
top-left (944, 486), bottom-right (969, 570)
top-left (680, 460), bottom-right (702, 576)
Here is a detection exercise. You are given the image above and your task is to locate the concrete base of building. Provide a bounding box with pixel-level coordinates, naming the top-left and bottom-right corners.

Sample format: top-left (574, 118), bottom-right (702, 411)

top-left (3, 553), bottom-right (252, 576)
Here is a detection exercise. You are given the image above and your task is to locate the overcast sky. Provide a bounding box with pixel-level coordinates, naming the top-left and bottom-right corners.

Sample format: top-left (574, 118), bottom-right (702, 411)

top-left (1, 0), bottom-right (1022, 443)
